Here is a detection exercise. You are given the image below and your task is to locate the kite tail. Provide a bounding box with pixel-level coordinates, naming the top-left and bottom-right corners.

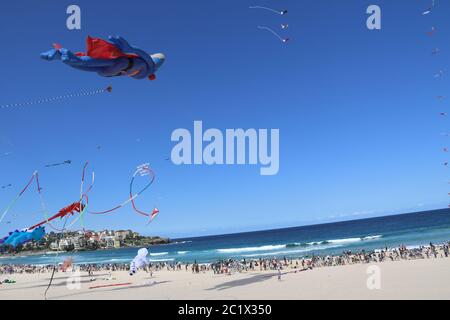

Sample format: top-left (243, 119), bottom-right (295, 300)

top-left (249, 6), bottom-right (283, 15)
top-left (130, 167), bottom-right (156, 217)
top-left (0, 86), bottom-right (112, 110)
top-left (257, 26), bottom-right (286, 42)
top-left (44, 266), bottom-right (56, 300)
top-left (88, 165), bottom-right (155, 216)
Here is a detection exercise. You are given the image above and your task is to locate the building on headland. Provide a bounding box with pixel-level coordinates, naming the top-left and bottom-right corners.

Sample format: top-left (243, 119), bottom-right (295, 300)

top-left (115, 230), bottom-right (131, 241)
top-left (101, 236), bottom-right (121, 249)
top-left (50, 242), bottom-right (59, 251)
top-left (58, 239), bottom-right (70, 251)
top-left (39, 230), bottom-right (168, 252)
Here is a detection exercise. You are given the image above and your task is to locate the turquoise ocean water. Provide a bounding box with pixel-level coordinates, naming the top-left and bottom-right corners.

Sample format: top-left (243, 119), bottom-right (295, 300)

top-left (1, 209), bottom-right (449, 265)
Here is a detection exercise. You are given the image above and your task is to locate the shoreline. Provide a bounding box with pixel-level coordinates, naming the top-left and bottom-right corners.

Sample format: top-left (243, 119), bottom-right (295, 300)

top-left (1, 239), bottom-right (448, 267)
top-left (0, 243), bottom-right (170, 259)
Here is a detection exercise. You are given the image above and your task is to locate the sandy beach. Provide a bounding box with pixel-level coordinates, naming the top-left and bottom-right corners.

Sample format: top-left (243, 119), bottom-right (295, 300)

top-left (1, 257), bottom-right (449, 300)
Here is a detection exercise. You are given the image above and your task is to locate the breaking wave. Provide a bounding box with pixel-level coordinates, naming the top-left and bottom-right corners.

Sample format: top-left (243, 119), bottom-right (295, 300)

top-left (150, 252), bottom-right (168, 256)
top-left (217, 245), bottom-right (286, 254)
top-left (217, 235), bottom-right (383, 254)
top-left (149, 258), bottom-right (174, 262)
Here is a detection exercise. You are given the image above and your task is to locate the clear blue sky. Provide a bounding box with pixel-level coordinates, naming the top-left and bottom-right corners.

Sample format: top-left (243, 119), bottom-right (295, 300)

top-left (0, 0), bottom-right (449, 238)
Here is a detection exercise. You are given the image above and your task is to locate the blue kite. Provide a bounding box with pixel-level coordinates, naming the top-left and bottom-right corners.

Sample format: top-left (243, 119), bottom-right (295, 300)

top-left (0, 227), bottom-right (45, 248)
top-left (41, 36), bottom-right (165, 80)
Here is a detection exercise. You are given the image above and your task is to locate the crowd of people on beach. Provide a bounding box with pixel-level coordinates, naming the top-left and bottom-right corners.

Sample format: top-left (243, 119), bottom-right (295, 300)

top-left (1, 242), bottom-right (449, 278)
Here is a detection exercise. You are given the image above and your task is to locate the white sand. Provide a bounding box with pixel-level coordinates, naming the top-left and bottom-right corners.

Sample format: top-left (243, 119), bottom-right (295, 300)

top-left (1, 257), bottom-right (449, 300)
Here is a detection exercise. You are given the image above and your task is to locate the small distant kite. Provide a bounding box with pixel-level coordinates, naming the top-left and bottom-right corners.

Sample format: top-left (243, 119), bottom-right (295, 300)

top-left (281, 24), bottom-right (289, 29)
top-left (427, 26), bottom-right (436, 36)
top-left (434, 70), bottom-right (444, 78)
top-left (45, 160), bottom-right (72, 168)
top-left (1, 184), bottom-right (12, 189)
top-left (422, 8), bottom-right (432, 15)
top-left (249, 6), bottom-right (287, 15)
top-left (257, 26), bottom-right (289, 43)
top-left (147, 208), bottom-right (160, 225)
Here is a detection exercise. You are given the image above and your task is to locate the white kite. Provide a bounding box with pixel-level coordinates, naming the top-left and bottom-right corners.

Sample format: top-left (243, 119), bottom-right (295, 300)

top-left (129, 248), bottom-right (149, 275)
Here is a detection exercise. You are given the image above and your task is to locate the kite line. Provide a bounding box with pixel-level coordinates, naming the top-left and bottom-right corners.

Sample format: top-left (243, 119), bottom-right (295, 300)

top-left (0, 86), bottom-right (112, 110)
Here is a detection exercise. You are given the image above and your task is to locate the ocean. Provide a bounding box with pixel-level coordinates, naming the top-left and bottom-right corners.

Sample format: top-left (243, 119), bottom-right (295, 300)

top-left (1, 209), bottom-right (450, 265)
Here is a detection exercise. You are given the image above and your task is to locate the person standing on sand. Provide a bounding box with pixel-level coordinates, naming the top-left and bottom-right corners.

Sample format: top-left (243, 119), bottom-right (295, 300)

top-left (277, 266), bottom-right (282, 281)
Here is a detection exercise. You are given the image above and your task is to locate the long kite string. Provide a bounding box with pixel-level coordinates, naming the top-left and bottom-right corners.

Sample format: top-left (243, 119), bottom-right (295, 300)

top-left (35, 172), bottom-right (62, 232)
top-left (60, 162), bottom-right (94, 230)
top-left (0, 172), bottom-right (37, 225)
top-left (43, 163), bottom-right (92, 300)
top-left (44, 163), bottom-right (94, 299)
top-left (0, 86), bottom-right (111, 110)
top-left (44, 210), bottom-right (70, 300)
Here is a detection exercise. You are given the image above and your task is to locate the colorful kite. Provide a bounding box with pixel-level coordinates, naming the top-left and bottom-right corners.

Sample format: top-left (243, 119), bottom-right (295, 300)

top-left (45, 160), bottom-right (72, 168)
top-left (0, 227), bottom-right (45, 248)
top-left (41, 36), bottom-right (165, 81)
top-left (0, 162), bottom-right (159, 248)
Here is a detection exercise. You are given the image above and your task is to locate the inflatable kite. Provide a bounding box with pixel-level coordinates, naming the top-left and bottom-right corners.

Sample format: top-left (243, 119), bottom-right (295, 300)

top-left (41, 36), bottom-right (165, 80)
top-left (0, 202), bottom-right (85, 248)
top-left (0, 227), bottom-right (45, 248)
top-left (129, 248), bottom-right (149, 275)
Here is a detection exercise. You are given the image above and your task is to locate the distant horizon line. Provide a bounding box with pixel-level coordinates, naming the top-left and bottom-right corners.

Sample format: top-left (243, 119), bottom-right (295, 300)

top-left (170, 207), bottom-right (449, 241)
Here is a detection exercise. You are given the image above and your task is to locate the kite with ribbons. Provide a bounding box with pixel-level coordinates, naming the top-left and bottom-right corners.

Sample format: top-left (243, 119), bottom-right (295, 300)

top-left (0, 162), bottom-right (160, 248)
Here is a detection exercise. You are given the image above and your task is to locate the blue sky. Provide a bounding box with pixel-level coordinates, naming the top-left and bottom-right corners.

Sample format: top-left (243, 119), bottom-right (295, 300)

top-left (0, 0), bottom-right (449, 238)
